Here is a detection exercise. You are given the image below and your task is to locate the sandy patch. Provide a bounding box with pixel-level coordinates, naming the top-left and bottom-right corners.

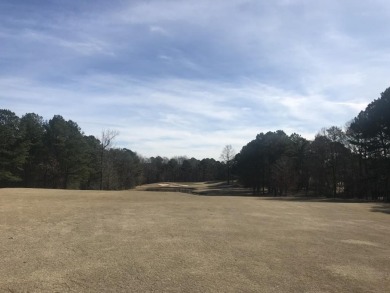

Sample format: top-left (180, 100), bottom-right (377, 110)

top-left (340, 239), bottom-right (380, 247)
top-left (327, 264), bottom-right (385, 281)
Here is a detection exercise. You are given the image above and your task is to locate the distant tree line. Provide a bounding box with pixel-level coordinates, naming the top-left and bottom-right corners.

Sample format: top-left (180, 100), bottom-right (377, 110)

top-left (233, 87), bottom-right (389, 201)
top-left (1, 87), bottom-right (388, 201)
top-left (0, 112), bottom-right (225, 189)
top-left (142, 156), bottom-right (225, 184)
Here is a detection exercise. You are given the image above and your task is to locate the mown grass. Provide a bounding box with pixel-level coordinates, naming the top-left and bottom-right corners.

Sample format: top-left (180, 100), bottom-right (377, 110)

top-left (0, 188), bottom-right (389, 292)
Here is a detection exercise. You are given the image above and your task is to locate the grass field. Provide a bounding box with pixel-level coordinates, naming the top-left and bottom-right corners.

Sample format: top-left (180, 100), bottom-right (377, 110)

top-left (0, 188), bottom-right (389, 292)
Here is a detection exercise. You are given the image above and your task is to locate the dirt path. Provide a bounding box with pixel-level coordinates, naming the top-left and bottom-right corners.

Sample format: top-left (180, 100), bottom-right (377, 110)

top-left (1, 188), bottom-right (389, 292)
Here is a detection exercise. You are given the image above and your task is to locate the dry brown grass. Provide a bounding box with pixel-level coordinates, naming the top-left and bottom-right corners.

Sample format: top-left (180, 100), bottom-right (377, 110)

top-left (0, 188), bottom-right (389, 292)
top-left (136, 181), bottom-right (252, 195)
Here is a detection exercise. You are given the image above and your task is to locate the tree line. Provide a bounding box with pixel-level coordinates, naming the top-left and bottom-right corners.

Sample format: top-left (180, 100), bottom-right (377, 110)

top-left (0, 112), bottom-right (225, 189)
top-left (233, 87), bottom-right (389, 201)
top-left (1, 87), bottom-right (389, 200)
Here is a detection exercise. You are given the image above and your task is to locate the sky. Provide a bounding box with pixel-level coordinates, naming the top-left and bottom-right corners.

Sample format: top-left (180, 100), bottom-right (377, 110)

top-left (1, 0), bottom-right (389, 159)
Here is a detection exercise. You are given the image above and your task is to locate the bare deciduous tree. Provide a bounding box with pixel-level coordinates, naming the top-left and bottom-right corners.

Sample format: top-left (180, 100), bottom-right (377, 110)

top-left (100, 129), bottom-right (119, 190)
top-left (220, 144), bottom-right (236, 184)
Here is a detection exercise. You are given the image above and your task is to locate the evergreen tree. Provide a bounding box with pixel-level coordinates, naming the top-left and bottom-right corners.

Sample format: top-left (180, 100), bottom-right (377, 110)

top-left (0, 110), bottom-right (28, 186)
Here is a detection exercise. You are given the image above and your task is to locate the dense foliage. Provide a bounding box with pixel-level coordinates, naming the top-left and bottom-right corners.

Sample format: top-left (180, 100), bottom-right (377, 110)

top-left (234, 88), bottom-right (389, 201)
top-left (1, 87), bottom-right (389, 200)
top-left (0, 112), bottom-right (224, 189)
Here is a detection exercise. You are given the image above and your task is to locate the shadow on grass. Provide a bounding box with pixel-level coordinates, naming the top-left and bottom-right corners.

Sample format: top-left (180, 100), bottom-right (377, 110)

top-left (261, 196), bottom-right (390, 214)
top-left (259, 196), bottom-right (381, 203)
top-left (137, 182), bottom-right (390, 207)
top-left (143, 187), bottom-right (256, 197)
top-left (194, 190), bottom-right (255, 197)
top-left (370, 203), bottom-right (390, 214)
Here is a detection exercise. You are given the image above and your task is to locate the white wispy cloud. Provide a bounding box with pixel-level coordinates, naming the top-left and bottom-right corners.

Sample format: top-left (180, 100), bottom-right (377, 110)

top-left (149, 25), bottom-right (170, 36)
top-left (0, 74), bottom-right (371, 158)
top-left (1, 0), bottom-right (389, 158)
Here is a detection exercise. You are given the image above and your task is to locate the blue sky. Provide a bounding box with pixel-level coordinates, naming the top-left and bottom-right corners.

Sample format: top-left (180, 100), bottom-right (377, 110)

top-left (1, 0), bottom-right (389, 159)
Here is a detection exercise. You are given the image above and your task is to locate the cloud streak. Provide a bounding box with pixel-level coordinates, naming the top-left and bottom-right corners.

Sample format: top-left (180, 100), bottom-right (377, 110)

top-left (1, 0), bottom-right (389, 158)
top-left (0, 74), bottom-right (370, 158)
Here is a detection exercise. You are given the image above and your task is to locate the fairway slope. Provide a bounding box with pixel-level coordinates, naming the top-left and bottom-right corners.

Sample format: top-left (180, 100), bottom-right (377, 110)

top-left (1, 188), bottom-right (389, 292)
